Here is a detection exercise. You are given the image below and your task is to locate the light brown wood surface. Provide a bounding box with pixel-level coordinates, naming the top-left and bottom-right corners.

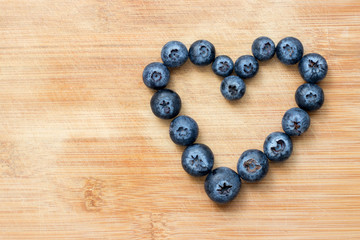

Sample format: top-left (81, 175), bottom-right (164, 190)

top-left (0, 0), bottom-right (360, 239)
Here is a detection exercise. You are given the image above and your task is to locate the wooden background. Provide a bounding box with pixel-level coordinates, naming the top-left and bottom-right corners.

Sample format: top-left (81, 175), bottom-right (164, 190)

top-left (0, 0), bottom-right (359, 239)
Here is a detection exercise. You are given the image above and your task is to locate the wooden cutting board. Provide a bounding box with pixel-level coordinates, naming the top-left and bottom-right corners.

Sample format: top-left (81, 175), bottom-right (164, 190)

top-left (1, 0), bottom-right (359, 239)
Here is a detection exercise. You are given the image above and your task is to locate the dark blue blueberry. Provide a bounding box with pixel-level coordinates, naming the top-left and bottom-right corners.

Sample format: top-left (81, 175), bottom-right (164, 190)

top-left (182, 144), bottom-right (214, 177)
top-left (150, 89), bottom-right (181, 119)
top-left (204, 167), bottom-right (241, 204)
top-left (169, 115), bottom-right (199, 146)
top-left (212, 55), bottom-right (234, 77)
top-left (276, 37), bottom-right (304, 65)
top-left (189, 40), bottom-right (215, 66)
top-left (234, 55), bottom-right (259, 79)
top-left (263, 132), bottom-right (293, 162)
top-left (161, 41), bottom-right (188, 68)
top-left (142, 62), bottom-right (170, 89)
top-left (220, 75), bottom-right (246, 101)
top-left (298, 53), bottom-right (328, 83)
top-left (237, 149), bottom-right (269, 182)
top-left (295, 83), bottom-right (325, 111)
top-left (251, 36), bottom-right (276, 61)
top-left (282, 107), bottom-right (310, 136)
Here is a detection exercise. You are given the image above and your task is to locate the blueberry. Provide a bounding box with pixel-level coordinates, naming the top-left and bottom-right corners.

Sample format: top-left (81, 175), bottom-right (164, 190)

top-left (234, 55), bottom-right (259, 79)
top-left (298, 53), bottom-right (328, 83)
top-left (169, 115), bottom-right (199, 146)
top-left (263, 132), bottom-right (293, 162)
top-left (189, 40), bottom-right (215, 66)
top-left (295, 83), bottom-right (325, 111)
top-left (212, 55), bottom-right (234, 77)
top-left (282, 107), bottom-right (310, 136)
top-left (276, 37), bottom-right (304, 65)
top-left (204, 167), bottom-right (241, 204)
top-left (150, 89), bottom-right (181, 119)
top-left (220, 76), bottom-right (246, 101)
top-left (251, 36), bottom-right (276, 61)
top-left (142, 62), bottom-right (170, 89)
top-left (237, 149), bottom-right (269, 182)
top-left (161, 41), bottom-right (188, 68)
top-left (181, 144), bottom-right (214, 177)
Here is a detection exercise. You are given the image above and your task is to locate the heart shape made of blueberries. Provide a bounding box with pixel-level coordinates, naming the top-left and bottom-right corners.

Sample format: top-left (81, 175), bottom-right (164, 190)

top-left (143, 37), bottom-right (327, 204)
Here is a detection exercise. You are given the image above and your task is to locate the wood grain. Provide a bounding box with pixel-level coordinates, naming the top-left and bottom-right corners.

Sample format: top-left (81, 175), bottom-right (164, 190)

top-left (0, 0), bottom-right (360, 239)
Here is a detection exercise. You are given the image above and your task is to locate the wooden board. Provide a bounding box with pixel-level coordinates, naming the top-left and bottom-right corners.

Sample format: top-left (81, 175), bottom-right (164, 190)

top-left (1, 0), bottom-right (360, 239)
